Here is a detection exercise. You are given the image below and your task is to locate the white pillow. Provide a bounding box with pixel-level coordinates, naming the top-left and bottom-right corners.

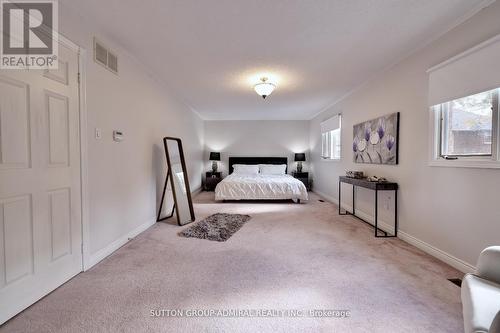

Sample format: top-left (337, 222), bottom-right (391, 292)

top-left (259, 164), bottom-right (287, 175)
top-left (232, 164), bottom-right (259, 175)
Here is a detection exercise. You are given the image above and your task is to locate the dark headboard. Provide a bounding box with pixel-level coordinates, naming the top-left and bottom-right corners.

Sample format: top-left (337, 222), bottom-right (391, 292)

top-left (229, 157), bottom-right (288, 174)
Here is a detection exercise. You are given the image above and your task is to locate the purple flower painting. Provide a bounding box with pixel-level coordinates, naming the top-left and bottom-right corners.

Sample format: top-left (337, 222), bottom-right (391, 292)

top-left (352, 112), bottom-right (399, 165)
top-left (364, 123), bottom-right (371, 142)
top-left (386, 135), bottom-right (395, 151)
top-left (377, 118), bottom-right (385, 140)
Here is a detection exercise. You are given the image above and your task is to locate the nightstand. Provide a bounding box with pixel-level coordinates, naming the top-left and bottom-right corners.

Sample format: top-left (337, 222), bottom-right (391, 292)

top-left (204, 172), bottom-right (222, 191)
top-left (292, 172), bottom-right (310, 191)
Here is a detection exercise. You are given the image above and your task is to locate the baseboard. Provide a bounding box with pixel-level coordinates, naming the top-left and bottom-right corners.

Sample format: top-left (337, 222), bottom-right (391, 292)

top-left (312, 190), bottom-right (476, 274)
top-left (85, 218), bottom-right (156, 270)
top-left (313, 189), bottom-right (339, 205)
top-left (191, 186), bottom-right (202, 197)
top-left (85, 186), bottom-right (201, 271)
top-left (397, 231), bottom-right (475, 274)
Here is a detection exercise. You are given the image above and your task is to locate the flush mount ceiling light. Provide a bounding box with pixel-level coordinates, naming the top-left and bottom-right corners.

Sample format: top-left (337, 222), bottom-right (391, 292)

top-left (254, 77), bottom-right (276, 99)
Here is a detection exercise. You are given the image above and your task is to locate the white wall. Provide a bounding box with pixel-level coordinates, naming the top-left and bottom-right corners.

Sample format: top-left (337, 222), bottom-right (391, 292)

top-left (58, 0), bottom-right (500, 273)
top-left (204, 121), bottom-right (309, 175)
top-left (59, 4), bottom-right (204, 266)
top-left (309, 1), bottom-right (500, 271)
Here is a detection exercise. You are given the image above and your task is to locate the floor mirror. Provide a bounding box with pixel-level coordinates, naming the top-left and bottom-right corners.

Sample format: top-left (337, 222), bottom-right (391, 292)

top-left (156, 137), bottom-right (195, 226)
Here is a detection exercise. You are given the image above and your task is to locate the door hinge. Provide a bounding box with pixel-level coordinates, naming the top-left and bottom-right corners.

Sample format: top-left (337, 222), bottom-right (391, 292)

top-left (77, 72), bottom-right (81, 84)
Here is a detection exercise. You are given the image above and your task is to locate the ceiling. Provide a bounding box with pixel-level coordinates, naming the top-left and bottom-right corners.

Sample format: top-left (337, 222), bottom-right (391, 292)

top-left (62, 0), bottom-right (490, 120)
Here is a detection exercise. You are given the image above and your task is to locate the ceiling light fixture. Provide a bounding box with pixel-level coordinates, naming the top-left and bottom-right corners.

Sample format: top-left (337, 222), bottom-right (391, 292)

top-left (254, 77), bottom-right (276, 99)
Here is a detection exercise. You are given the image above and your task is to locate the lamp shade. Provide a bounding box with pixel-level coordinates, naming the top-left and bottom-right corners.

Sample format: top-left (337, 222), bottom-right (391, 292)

top-left (254, 77), bottom-right (276, 99)
top-left (254, 82), bottom-right (275, 99)
top-left (294, 153), bottom-right (306, 162)
top-left (209, 152), bottom-right (221, 161)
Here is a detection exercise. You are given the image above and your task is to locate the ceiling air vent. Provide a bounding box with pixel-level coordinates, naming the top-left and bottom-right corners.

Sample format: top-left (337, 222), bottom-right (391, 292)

top-left (93, 38), bottom-right (118, 74)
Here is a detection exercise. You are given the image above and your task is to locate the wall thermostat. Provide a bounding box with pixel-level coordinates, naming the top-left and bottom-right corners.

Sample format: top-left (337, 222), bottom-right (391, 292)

top-left (113, 130), bottom-right (124, 142)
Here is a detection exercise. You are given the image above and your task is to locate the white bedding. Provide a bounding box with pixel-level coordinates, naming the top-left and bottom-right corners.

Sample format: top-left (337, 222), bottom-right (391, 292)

top-left (215, 173), bottom-right (308, 202)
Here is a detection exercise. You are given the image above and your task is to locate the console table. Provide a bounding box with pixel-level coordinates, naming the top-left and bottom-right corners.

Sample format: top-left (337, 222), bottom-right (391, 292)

top-left (338, 176), bottom-right (398, 238)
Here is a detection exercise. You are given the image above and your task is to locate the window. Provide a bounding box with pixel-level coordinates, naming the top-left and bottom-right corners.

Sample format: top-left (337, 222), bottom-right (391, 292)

top-left (427, 34), bottom-right (500, 168)
top-left (321, 129), bottom-right (341, 159)
top-left (430, 88), bottom-right (500, 168)
top-left (438, 89), bottom-right (498, 158)
top-left (321, 114), bottom-right (341, 160)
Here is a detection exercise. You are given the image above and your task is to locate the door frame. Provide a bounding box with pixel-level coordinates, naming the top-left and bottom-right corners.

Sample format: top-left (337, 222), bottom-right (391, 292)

top-left (0, 34), bottom-right (90, 325)
top-left (58, 34), bottom-right (90, 272)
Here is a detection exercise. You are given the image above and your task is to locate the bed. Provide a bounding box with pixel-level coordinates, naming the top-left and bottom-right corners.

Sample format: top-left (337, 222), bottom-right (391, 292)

top-left (214, 157), bottom-right (309, 202)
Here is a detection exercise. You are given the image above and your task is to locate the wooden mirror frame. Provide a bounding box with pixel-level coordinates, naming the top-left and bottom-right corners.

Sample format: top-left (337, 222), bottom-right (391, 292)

top-left (156, 137), bottom-right (195, 226)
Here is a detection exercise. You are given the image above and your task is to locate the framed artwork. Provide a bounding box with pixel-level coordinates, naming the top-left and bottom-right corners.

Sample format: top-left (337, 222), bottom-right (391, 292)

top-left (353, 112), bottom-right (400, 165)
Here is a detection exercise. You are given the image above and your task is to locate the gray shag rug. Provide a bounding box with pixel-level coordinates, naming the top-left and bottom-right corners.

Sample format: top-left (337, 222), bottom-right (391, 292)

top-left (178, 213), bottom-right (251, 241)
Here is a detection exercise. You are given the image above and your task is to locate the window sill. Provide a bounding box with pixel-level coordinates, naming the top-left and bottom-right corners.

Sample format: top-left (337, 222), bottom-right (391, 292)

top-left (428, 158), bottom-right (500, 169)
top-left (321, 158), bottom-right (341, 162)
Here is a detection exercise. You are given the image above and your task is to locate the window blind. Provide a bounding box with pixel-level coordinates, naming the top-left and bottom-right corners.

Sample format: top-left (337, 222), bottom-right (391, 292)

top-left (428, 34), bottom-right (500, 106)
top-left (320, 114), bottom-right (341, 133)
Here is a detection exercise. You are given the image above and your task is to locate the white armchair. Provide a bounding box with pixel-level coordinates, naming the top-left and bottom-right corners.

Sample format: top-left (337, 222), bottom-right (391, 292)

top-left (462, 246), bottom-right (500, 333)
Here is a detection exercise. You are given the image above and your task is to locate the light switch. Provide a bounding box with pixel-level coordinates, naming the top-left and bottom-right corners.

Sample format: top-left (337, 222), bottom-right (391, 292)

top-left (95, 128), bottom-right (101, 139)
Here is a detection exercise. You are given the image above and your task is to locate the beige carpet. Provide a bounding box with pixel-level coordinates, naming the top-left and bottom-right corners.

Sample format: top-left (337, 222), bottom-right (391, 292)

top-left (1, 192), bottom-right (463, 333)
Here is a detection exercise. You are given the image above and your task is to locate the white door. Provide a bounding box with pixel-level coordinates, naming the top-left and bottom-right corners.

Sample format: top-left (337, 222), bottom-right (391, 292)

top-left (0, 40), bottom-right (82, 324)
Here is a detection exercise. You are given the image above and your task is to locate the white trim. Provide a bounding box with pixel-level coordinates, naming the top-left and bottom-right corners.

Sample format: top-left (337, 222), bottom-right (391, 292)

top-left (56, 34), bottom-right (91, 273)
top-left (85, 186), bottom-right (202, 270)
top-left (398, 231), bottom-right (475, 274)
top-left (313, 190), bottom-right (476, 274)
top-left (87, 219), bottom-right (156, 270)
top-left (320, 114), bottom-right (342, 160)
top-left (428, 159), bottom-right (500, 169)
top-left (191, 186), bottom-right (203, 197)
top-left (428, 107), bottom-right (440, 165)
top-left (78, 46), bottom-right (92, 271)
top-left (313, 189), bottom-right (338, 204)
top-left (339, 203), bottom-right (395, 234)
top-left (62, 35), bottom-right (91, 272)
top-left (57, 34), bottom-right (78, 52)
top-left (428, 93), bottom-right (500, 169)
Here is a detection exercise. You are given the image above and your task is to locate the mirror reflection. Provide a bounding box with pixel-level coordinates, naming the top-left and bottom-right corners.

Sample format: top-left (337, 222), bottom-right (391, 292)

top-left (156, 137), bottom-right (195, 226)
